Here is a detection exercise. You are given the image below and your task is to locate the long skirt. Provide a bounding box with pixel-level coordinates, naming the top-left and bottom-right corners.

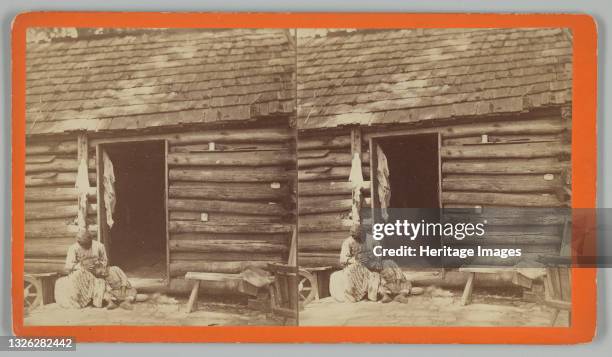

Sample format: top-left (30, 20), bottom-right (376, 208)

top-left (330, 263), bottom-right (380, 303)
top-left (54, 269), bottom-right (107, 308)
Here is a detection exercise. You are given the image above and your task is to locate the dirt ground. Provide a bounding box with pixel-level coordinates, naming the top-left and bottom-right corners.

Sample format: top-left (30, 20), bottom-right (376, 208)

top-left (299, 287), bottom-right (568, 327)
top-left (24, 294), bottom-right (285, 326)
top-left (25, 288), bottom-right (566, 327)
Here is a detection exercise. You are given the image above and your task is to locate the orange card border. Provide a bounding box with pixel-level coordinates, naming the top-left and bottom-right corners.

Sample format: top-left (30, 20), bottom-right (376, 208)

top-left (11, 12), bottom-right (598, 344)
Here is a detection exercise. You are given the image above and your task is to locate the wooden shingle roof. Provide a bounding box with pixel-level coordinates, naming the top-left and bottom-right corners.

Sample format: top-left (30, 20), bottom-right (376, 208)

top-left (26, 29), bottom-right (295, 135)
top-left (297, 28), bottom-right (572, 130)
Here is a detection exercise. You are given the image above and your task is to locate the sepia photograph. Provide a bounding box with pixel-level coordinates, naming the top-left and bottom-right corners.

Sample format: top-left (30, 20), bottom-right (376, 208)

top-left (23, 27), bottom-right (298, 326)
top-left (20, 25), bottom-right (575, 329)
top-left (295, 28), bottom-right (573, 327)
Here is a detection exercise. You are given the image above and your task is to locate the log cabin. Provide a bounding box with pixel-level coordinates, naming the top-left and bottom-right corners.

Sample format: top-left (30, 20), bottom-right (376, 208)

top-left (296, 28), bottom-right (573, 276)
top-left (24, 29), bottom-right (297, 294)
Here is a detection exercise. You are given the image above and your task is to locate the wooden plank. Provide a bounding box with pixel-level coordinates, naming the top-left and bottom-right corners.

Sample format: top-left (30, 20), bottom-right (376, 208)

top-left (298, 152), bottom-right (369, 169)
top-left (25, 203), bottom-right (96, 220)
top-left (446, 230), bottom-right (561, 246)
top-left (469, 251), bottom-right (556, 266)
top-left (169, 278), bottom-right (242, 296)
top-left (168, 198), bottom-right (286, 216)
top-left (169, 239), bottom-right (287, 253)
top-left (25, 222), bottom-right (97, 239)
top-left (168, 151), bottom-right (294, 167)
top-left (545, 298), bottom-right (572, 311)
top-left (168, 127), bottom-right (293, 144)
top-left (26, 158), bottom-right (95, 174)
top-left (169, 221), bottom-right (292, 234)
top-left (24, 259), bottom-right (65, 273)
top-left (443, 207), bottom-right (568, 226)
top-left (299, 217), bottom-right (352, 233)
top-left (443, 174), bottom-right (561, 193)
top-left (171, 232), bottom-right (288, 242)
top-left (288, 226), bottom-right (297, 266)
top-left (76, 133), bottom-right (89, 229)
top-left (351, 127), bottom-right (363, 155)
top-left (171, 251), bottom-right (284, 262)
top-left (442, 192), bottom-right (566, 207)
top-left (299, 165), bottom-right (371, 180)
top-left (297, 233), bottom-right (346, 252)
top-left (299, 181), bottom-right (369, 197)
top-left (169, 211), bottom-right (282, 223)
top-left (443, 133), bottom-right (561, 146)
top-left (185, 272), bottom-right (242, 281)
top-left (164, 139), bottom-right (170, 285)
top-left (25, 237), bottom-right (74, 257)
top-left (441, 142), bottom-right (570, 159)
top-left (169, 182), bottom-right (289, 201)
top-left (26, 140), bottom-right (78, 155)
top-left (186, 280), bottom-right (200, 313)
top-left (461, 272), bottom-right (475, 305)
top-left (297, 252), bottom-right (340, 268)
top-left (298, 166), bottom-right (351, 181)
top-left (26, 172), bottom-right (96, 187)
top-left (298, 149), bottom-right (331, 159)
top-left (297, 135), bottom-right (351, 150)
top-left (299, 197), bottom-right (352, 214)
top-left (26, 155), bottom-right (57, 164)
top-left (169, 261), bottom-right (270, 277)
top-left (442, 158), bottom-right (570, 174)
top-left (363, 117), bottom-right (568, 140)
top-left (171, 142), bottom-right (289, 153)
top-left (169, 167), bottom-right (290, 183)
top-left (88, 127), bottom-right (293, 146)
top-left (25, 187), bottom-right (96, 202)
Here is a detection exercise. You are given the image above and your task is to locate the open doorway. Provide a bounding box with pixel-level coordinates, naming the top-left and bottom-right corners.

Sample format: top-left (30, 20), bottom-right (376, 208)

top-left (98, 140), bottom-right (167, 280)
top-left (371, 133), bottom-right (441, 268)
top-left (373, 133), bottom-right (441, 210)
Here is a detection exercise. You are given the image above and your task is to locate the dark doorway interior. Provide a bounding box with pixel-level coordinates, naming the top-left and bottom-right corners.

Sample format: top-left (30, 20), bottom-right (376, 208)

top-left (376, 133), bottom-right (441, 268)
top-left (378, 133), bottom-right (440, 209)
top-left (104, 141), bottom-right (166, 279)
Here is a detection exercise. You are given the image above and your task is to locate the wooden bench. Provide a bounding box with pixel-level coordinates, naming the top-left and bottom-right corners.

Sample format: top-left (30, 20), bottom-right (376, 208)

top-left (184, 272), bottom-right (244, 313)
top-left (458, 267), bottom-right (534, 305)
top-left (459, 267), bottom-right (540, 306)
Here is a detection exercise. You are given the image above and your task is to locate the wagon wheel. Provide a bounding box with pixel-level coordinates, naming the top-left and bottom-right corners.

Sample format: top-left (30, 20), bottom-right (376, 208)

top-left (24, 276), bottom-right (43, 312)
top-left (298, 269), bottom-right (316, 307)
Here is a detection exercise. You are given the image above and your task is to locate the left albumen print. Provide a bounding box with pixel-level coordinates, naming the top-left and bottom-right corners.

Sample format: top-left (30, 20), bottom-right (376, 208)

top-left (23, 28), bottom-right (298, 326)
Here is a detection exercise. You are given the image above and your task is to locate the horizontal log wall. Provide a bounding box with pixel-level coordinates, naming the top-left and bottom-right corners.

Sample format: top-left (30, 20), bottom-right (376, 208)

top-left (25, 122), bottom-right (297, 284)
top-left (166, 124), bottom-right (296, 280)
top-left (298, 107), bottom-right (571, 268)
top-left (24, 136), bottom-right (95, 273)
top-left (297, 131), bottom-right (368, 268)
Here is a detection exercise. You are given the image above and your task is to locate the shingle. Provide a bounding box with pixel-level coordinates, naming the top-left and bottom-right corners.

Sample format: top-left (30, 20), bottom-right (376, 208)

top-left (26, 29), bottom-right (295, 135)
top-left (297, 28), bottom-right (572, 129)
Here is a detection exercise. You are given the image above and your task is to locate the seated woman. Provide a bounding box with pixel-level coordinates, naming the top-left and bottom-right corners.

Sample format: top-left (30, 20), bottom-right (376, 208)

top-left (329, 224), bottom-right (381, 302)
top-left (329, 223), bottom-right (420, 303)
top-left (54, 230), bottom-right (110, 309)
top-left (55, 229), bottom-right (139, 309)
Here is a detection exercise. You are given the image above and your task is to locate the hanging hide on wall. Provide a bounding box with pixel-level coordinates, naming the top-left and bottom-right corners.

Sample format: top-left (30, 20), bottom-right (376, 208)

top-left (376, 145), bottom-right (391, 221)
top-left (102, 150), bottom-right (116, 228)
